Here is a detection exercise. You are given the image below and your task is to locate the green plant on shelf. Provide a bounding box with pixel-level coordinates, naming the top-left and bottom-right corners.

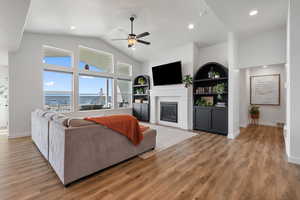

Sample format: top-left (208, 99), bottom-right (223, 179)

top-left (138, 77), bottom-right (146, 85)
top-left (195, 98), bottom-right (213, 107)
top-left (215, 83), bottom-right (225, 100)
top-left (182, 74), bottom-right (193, 88)
top-left (135, 88), bottom-right (145, 94)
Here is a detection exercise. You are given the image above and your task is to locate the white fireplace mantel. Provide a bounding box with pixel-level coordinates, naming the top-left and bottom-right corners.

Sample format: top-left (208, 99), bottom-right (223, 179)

top-left (149, 85), bottom-right (192, 129)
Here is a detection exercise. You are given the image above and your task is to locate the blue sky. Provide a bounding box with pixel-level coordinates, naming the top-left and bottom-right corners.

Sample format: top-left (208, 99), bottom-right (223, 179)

top-left (43, 57), bottom-right (111, 95)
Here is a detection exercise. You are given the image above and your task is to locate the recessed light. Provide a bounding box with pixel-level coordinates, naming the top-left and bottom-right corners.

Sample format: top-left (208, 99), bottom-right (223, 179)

top-left (70, 26), bottom-right (76, 30)
top-left (188, 24), bottom-right (195, 30)
top-left (249, 10), bottom-right (258, 16)
top-left (263, 65), bottom-right (268, 68)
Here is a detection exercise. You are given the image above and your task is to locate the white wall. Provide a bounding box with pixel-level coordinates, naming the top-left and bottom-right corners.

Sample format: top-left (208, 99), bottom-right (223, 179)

top-left (195, 42), bottom-right (228, 72)
top-left (239, 27), bottom-right (287, 68)
top-left (0, 50), bottom-right (8, 65)
top-left (286, 0), bottom-right (300, 164)
top-left (9, 32), bottom-right (142, 138)
top-left (228, 33), bottom-right (240, 139)
top-left (239, 65), bottom-right (286, 127)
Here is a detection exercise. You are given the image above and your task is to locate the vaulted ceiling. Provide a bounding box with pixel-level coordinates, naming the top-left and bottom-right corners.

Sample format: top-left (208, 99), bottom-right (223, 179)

top-left (25, 0), bottom-right (228, 62)
top-left (24, 0), bottom-right (288, 62)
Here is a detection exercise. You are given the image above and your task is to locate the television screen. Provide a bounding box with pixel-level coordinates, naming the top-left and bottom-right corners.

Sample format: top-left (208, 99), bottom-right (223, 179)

top-left (152, 61), bottom-right (182, 86)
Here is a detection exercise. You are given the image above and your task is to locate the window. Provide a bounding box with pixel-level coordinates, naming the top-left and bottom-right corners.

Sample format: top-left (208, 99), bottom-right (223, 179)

top-left (117, 62), bottom-right (132, 76)
top-left (79, 46), bottom-right (113, 73)
top-left (43, 71), bottom-right (73, 112)
top-left (79, 75), bottom-right (112, 110)
top-left (117, 79), bottom-right (132, 108)
top-left (43, 46), bottom-right (72, 68)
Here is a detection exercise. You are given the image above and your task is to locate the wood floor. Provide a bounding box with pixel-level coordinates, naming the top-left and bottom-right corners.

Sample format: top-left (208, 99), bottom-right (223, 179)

top-left (0, 126), bottom-right (300, 200)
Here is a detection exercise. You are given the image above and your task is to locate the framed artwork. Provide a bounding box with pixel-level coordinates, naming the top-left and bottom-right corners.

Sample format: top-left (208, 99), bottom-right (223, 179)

top-left (250, 74), bottom-right (280, 106)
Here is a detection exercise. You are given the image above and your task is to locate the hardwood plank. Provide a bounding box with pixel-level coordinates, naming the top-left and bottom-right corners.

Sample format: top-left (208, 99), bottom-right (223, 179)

top-left (0, 126), bottom-right (299, 200)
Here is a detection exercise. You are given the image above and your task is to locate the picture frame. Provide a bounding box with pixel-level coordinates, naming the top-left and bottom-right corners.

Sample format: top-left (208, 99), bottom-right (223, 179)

top-left (250, 74), bottom-right (280, 106)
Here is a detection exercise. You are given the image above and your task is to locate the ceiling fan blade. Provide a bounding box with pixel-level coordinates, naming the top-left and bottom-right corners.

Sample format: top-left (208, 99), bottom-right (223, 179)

top-left (137, 40), bottom-right (151, 45)
top-left (136, 32), bottom-right (150, 38)
top-left (128, 44), bottom-right (133, 48)
top-left (111, 38), bottom-right (128, 41)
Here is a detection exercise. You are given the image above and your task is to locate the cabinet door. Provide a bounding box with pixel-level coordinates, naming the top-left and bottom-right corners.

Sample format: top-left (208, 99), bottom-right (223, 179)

top-left (193, 107), bottom-right (211, 131)
top-left (141, 104), bottom-right (149, 122)
top-left (133, 103), bottom-right (141, 120)
top-left (211, 108), bottom-right (228, 135)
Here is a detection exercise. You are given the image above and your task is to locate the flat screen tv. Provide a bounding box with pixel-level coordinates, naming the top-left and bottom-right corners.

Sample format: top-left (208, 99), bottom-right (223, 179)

top-left (152, 61), bottom-right (182, 86)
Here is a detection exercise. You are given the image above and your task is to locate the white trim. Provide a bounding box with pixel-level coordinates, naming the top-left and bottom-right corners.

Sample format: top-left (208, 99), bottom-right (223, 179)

top-left (78, 45), bottom-right (115, 74)
top-left (288, 155), bottom-right (300, 165)
top-left (227, 130), bottom-right (240, 139)
top-left (78, 70), bottom-right (114, 78)
top-left (44, 65), bottom-right (73, 73)
top-left (8, 131), bottom-right (31, 139)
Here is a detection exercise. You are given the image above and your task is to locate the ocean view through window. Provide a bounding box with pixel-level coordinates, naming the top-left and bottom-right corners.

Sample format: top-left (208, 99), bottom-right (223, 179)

top-left (79, 75), bottom-right (112, 110)
top-left (44, 71), bottom-right (73, 112)
top-left (43, 45), bottom-right (133, 113)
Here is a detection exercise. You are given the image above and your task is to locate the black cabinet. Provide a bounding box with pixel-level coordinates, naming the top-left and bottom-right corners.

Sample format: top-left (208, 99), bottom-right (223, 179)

top-left (193, 106), bottom-right (228, 136)
top-left (133, 103), bottom-right (149, 122)
top-left (194, 107), bottom-right (211, 130)
top-left (211, 107), bottom-right (228, 135)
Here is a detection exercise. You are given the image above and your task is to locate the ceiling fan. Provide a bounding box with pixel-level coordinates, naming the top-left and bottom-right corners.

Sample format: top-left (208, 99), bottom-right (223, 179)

top-left (112, 16), bottom-right (151, 48)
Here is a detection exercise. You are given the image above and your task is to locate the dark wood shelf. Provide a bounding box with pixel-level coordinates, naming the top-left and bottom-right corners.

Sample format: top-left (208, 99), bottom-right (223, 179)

top-left (194, 92), bottom-right (228, 95)
top-left (193, 62), bottom-right (228, 136)
top-left (133, 84), bottom-right (149, 87)
top-left (133, 94), bottom-right (149, 96)
top-left (133, 75), bottom-right (150, 122)
top-left (193, 77), bottom-right (228, 83)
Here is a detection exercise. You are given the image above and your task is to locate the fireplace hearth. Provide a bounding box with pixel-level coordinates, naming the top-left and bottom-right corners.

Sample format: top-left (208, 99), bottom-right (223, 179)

top-left (160, 102), bottom-right (178, 123)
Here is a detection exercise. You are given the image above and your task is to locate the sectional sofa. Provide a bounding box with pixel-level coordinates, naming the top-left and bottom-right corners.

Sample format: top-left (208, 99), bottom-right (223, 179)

top-left (31, 110), bottom-right (157, 185)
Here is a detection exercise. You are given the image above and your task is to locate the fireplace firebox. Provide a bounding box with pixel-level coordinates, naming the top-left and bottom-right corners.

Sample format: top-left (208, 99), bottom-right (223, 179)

top-left (160, 102), bottom-right (178, 123)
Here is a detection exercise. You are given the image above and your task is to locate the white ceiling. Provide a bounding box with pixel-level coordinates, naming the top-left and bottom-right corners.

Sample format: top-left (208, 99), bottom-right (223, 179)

top-left (0, 0), bottom-right (31, 51)
top-left (25, 0), bottom-right (228, 62)
top-left (25, 0), bottom-right (288, 62)
top-left (205, 0), bottom-right (288, 36)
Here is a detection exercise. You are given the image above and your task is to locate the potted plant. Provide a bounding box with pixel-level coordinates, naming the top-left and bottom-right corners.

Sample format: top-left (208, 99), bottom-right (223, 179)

top-left (138, 77), bottom-right (146, 85)
top-left (182, 75), bottom-right (193, 88)
top-left (215, 83), bottom-right (225, 100)
top-left (249, 106), bottom-right (260, 119)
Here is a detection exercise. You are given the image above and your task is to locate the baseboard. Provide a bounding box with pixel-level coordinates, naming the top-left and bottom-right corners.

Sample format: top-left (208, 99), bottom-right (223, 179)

top-left (240, 123), bottom-right (248, 128)
top-left (8, 131), bottom-right (31, 139)
top-left (227, 130), bottom-right (240, 139)
top-left (288, 155), bottom-right (300, 165)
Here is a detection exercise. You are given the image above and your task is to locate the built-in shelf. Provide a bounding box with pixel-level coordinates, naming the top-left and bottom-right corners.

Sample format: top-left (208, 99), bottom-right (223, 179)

top-left (133, 75), bottom-right (150, 122)
top-left (133, 94), bottom-right (149, 96)
top-left (133, 84), bottom-right (149, 87)
top-left (193, 77), bottom-right (228, 83)
top-left (194, 92), bottom-right (228, 95)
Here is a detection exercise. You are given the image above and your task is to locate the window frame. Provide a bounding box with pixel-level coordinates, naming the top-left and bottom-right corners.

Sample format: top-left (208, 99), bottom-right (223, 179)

top-left (78, 73), bottom-right (114, 111)
top-left (43, 46), bottom-right (74, 113)
top-left (42, 44), bottom-right (135, 113)
top-left (116, 78), bottom-right (133, 109)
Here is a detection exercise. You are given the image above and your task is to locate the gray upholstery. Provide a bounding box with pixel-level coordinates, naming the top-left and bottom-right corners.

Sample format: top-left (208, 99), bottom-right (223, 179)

top-left (31, 109), bottom-right (156, 185)
top-left (31, 109), bottom-right (51, 160)
top-left (49, 120), bottom-right (156, 185)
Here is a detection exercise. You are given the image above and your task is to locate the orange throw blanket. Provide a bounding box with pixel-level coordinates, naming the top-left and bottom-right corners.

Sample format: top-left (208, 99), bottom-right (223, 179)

top-left (84, 115), bottom-right (149, 145)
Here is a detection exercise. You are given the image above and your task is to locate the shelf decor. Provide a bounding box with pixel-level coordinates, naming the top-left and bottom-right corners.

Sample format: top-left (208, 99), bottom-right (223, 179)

top-left (193, 62), bottom-right (228, 136)
top-left (132, 75), bottom-right (150, 122)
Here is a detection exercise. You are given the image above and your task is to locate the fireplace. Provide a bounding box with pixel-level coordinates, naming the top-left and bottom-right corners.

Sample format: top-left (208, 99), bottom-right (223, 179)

top-left (160, 102), bottom-right (178, 123)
